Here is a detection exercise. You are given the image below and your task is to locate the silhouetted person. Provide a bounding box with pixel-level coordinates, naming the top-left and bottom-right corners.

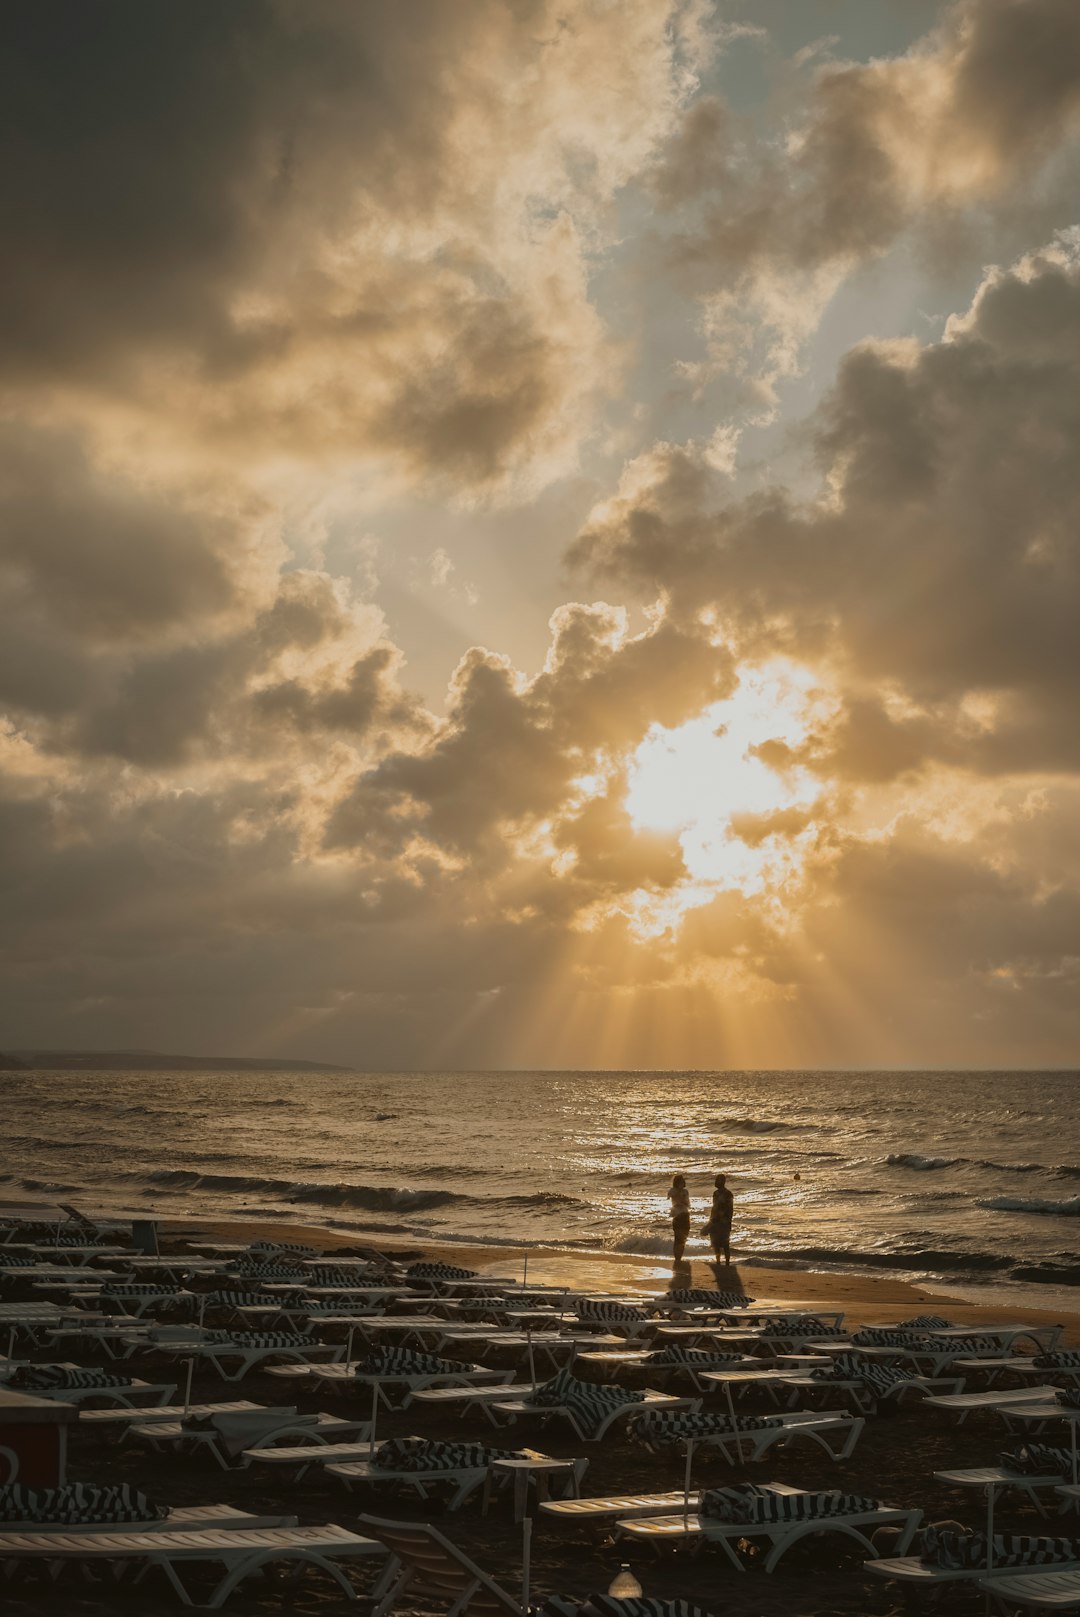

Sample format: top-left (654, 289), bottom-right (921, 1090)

top-left (705, 1172), bottom-right (734, 1265)
top-left (668, 1173), bottom-right (691, 1264)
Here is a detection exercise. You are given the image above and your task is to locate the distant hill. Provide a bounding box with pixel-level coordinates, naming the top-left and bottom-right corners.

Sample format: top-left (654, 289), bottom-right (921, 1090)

top-left (0, 1049), bottom-right (353, 1073)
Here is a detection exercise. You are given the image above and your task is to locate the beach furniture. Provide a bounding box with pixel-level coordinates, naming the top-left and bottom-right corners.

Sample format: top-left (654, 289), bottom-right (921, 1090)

top-left (81, 1398), bottom-right (264, 1430)
top-left (616, 1484), bottom-right (922, 1572)
top-left (357, 1513), bottom-right (526, 1617)
top-left (0, 1363), bottom-right (176, 1408)
top-left (573, 1299), bottom-right (656, 1339)
top-left (542, 1489), bottom-right (708, 1525)
top-left (979, 1567), bottom-right (1080, 1609)
top-left (936, 1447), bottom-right (1078, 1519)
top-left (410, 1382), bottom-right (544, 1423)
top-left (484, 1453), bottom-right (589, 1522)
top-left (0, 1484), bottom-right (298, 1532)
top-left (329, 1437), bottom-right (537, 1513)
top-left (491, 1373), bottom-right (694, 1443)
top-left (271, 1353), bottom-right (507, 1410)
top-left (867, 1529), bottom-right (1080, 1592)
top-left (575, 1347), bottom-right (762, 1395)
top-left (160, 1327), bottom-right (344, 1381)
top-left (925, 1385), bottom-right (1062, 1425)
top-left (126, 1406), bottom-right (371, 1469)
top-left (240, 1437), bottom-right (378, 1480)
top-left (0, 1520), bottom-right (385, 1607)
top-left (628, 1406), bottom-right (865, 1463)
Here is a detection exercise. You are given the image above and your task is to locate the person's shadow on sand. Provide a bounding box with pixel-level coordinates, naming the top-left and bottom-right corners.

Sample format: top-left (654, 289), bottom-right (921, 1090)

top-left (708, 1259), bottom-right (744, 1286)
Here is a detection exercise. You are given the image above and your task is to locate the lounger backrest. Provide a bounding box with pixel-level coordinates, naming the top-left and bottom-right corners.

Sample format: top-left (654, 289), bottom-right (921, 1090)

top-left (358, 1515), bottom-right (520, 1614)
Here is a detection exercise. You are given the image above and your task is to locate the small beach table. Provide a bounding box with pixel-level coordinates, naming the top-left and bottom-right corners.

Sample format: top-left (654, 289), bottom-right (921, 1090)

top-left (484, 1453), bottom-right (588, 1522)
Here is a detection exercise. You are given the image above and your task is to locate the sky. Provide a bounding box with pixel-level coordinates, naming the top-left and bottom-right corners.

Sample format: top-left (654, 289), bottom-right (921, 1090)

top-left (3, 0), bottom-right (1080, 1071)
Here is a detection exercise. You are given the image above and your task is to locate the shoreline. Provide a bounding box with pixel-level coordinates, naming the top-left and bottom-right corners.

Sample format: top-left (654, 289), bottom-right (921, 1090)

top-left (161, 1212), bottom-right (1080, 1337)
top-left (6, 1194), bottom-right (1079, 1333)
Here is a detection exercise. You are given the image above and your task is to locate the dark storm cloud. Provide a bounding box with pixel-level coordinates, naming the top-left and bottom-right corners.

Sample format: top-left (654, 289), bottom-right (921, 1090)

top-left (1, 0), bottom-right (690, 492)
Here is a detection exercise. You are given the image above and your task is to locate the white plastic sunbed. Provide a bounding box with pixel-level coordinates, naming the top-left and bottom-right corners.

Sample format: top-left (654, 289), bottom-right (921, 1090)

top-left (490, 1389), bottom-right (692, 1444)
top-left (980, 1567), bottom-right (1080, 1608)
top-left (127, 1408), bottom-right (370, 1470)
top-left (0, 1521), bottom-right (385, 1608)
top-left (616, 1490), bottom-right (922, 1572)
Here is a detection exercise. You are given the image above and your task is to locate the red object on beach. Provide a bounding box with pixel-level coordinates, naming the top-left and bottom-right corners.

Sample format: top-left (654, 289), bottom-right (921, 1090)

top-left (0, 1389), bottom-right (76, 1485)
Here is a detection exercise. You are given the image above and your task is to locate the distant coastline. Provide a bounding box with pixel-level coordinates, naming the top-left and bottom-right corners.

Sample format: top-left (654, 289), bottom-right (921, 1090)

top-left (0, 1049), bottom-right (353, 1073)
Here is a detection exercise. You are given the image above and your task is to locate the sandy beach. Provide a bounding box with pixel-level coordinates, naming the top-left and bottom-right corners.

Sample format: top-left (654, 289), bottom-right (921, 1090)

top-left (5, 1206), bottom-right (1080, 1616)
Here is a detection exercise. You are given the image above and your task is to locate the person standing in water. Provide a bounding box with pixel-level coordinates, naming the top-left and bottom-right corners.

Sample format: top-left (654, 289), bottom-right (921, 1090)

top-left (668, 1173), bottom-right (691, 1264)
top-left (705, 1172), bottom-right (734, 1265)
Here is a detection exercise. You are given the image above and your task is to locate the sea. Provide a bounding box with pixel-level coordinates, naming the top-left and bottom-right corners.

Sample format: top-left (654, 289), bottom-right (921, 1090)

top-left (3, 1068), bottom-right (1079, 1308)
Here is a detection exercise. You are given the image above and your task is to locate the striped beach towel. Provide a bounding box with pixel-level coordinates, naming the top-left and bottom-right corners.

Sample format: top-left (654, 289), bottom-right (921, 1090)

top-left (542, 1598), bottom-right (710, 1617)
top-left (767, 1317), bottom-right (845, 1337)
top-left (576, 1299), bottom-right (648, 1325)
top-left (904, 1314), bottom-right (954, 1329)
top-left (810, 1359), bottom-right (913, 1397)
top-left (627, 1410), bottom-right (784, 1448)
top-left (353, 1347), bottom-right (462, 1377)
top-left (660, 1289), bottom-right (754, 1308)
top-left (406, 1262), bottom-right (478, 1282)
top-left (851, 1327), bottom-right (928, 1348)
top-left (202, 1329), bottom-right (314, 1349)
top-left (644, 1347), bottom-right (748, 1370)
top-left (229, 1260), bottom-right (309, 1280)
top-left (9, 1365), bottom-right (130, 1391)
top-left (1035, 1349), bottom-right (1080, 1369)
top-left (921, 1528), bottom-right (1080, 1570)
top-left (999, 1445), bottom-right (1073, 1474)
top-left (303, 1265), bottom-right (366, 1287)
top-left (1056, 1388), bottom-right (1080, 1410)
top-left (701, 1485), bottom-right (881, 1523)
top-left (527, 1368), bottom-right (643, 1437)
top-left (0, 1483), bottom-right (168, 1525)
top-left (250, 1239), bottom-right (319, 1259)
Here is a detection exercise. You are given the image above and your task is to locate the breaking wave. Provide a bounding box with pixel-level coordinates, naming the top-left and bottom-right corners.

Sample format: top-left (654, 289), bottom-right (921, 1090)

top-left (137, 1168), bottom-right (582, 1215)
top-left (978, 1195), bottom-right (1080, 1218)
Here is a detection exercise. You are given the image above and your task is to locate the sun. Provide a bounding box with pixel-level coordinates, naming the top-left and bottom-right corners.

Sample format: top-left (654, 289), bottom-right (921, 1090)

top-left (624, 661), bottom-right (827, 895)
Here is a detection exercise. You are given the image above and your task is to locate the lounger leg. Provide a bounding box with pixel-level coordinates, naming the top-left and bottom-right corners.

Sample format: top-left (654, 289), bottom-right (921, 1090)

top-left (207, 1550), bottom-right (359, 1609)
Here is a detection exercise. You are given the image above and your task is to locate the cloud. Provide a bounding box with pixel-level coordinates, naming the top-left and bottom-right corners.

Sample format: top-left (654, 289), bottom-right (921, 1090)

top-left (572, 239), bottom-right (1080, 776)
top-left (649, 0), bottom-right (1080, 396)
top-left (2, 0), bottom-right (707, 496)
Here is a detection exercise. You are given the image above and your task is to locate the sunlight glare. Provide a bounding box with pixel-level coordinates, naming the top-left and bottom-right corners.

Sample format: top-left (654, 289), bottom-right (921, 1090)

top-left (625, 662), bottom-right (827, 897)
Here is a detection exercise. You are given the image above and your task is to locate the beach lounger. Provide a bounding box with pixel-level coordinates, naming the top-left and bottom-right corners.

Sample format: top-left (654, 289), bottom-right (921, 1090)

top-left (81, 1398), bottom-right (263, 1429)
top-left (410, 1382), bottom-right (543, 1424)
top-left (542, 1489), bottom-right (707, 1525)
top-left (926, 1385), bottom-right (1061, 1425)
top-left (979, 1568), bottom-right (1080, 1609)
top-left (1, 1362), bottom-right (176, 1407)
top-left (628, 1407), bottom-right (865, 1463)
top-left (241, 1438), bottom-right (378, 1480)
top-left (573, 1299), bottom-right (655, 1339)
top-left (272, 1353), bottom-right (506, 1409)
top-left (936, 1447), bottom-right (1077, 1519)
top-left (0, 1489), bottom-right (297, 1532)
top-left (492, 1367), bottom-right (693, 1442)
top-left (867, 1527), bottom-right (1080, 1591)
top-left (357, 1513), bottom-right (525, 1617)
top-left (576, 1348), bottom-right (761, 1395)
top-left (126, 1407), bottom-right (370, 1468)
top-left (0, 1521), bottom-right (384, 1608)
top-left (616, 1484), bottom-right (922, 1572)
top-left (162, 1328), bottom-right (343, 1381)
top-left (328, 1438), bottom-right (533, 1513)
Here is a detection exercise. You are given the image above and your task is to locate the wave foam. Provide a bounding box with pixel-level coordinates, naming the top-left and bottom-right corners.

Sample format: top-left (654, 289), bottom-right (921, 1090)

top-left (979, 1195), bottom-right (1080, 1218)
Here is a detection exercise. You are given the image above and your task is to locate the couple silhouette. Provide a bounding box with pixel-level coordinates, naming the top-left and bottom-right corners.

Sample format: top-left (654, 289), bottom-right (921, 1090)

top-left (669, 1171), bottom-right (733, 1265)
